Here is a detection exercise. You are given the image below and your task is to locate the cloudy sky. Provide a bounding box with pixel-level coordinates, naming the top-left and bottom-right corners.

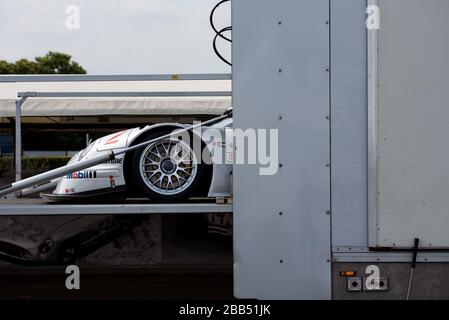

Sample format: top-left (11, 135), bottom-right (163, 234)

top-left (0, 0), bottom-right (231, 74)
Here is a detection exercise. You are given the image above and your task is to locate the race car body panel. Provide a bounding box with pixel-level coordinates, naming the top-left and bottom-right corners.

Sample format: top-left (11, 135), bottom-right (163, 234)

top-left (97, 130), bottom-right (132, 151)
top-left (49, 119), bottom-right (233, 200)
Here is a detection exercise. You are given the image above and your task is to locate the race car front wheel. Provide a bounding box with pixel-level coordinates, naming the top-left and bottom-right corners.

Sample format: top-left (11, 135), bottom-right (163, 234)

top-left (127, 129), bottom-right (212, 202)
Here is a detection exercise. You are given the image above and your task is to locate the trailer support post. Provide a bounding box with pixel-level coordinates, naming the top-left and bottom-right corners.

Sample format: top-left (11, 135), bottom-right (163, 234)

top-left (15, 97), bottom-right (27, 182)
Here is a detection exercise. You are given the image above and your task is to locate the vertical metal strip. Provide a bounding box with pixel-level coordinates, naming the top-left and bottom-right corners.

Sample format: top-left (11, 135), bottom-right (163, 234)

top-left (15, 99), bottom-right (23, 183)
top-left (367, 0), bottom-right (379, 247)
top-left (327, 0), bottom-right (332, 298)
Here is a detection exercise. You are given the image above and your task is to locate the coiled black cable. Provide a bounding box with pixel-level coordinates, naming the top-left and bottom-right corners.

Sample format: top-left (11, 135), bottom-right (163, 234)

top-left (213, 26), bottom-right (232, 66)
top-left (210, 0), bottom-right (232, 42)
top-left (210, 0), bottom-right (232, 66)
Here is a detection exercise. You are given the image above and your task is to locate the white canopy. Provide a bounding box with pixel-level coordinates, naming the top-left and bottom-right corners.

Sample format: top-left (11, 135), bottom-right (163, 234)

top-left (0, 80), bottom-right (231, 117)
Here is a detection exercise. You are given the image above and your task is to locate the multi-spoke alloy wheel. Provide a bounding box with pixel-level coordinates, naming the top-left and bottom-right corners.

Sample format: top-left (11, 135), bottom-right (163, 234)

top-left (139, 139), bottom-right (198, 195)
top-left (128, 129), bottom-right (212, 202)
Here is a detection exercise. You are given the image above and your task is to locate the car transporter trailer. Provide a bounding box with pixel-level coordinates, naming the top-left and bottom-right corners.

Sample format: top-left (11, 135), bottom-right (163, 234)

top-left (2, 0), bottom-right (449, 300)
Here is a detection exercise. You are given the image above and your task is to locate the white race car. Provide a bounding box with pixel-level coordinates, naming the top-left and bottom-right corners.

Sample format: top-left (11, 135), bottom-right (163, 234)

top-left (42, 116), bottom-right (233, 202)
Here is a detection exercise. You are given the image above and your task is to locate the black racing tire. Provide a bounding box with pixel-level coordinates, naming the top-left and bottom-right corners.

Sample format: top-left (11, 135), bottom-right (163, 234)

top-left (125, 128), bottom-right (212, 202)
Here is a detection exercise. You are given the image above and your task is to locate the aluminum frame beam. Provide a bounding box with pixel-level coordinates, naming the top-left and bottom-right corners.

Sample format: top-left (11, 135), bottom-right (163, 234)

top-left (0, 73), bottom-right (231, 83)
top-left (0, 201), bottom-right (233, 216)
top-left (18, 91), bottom-right (231, 98)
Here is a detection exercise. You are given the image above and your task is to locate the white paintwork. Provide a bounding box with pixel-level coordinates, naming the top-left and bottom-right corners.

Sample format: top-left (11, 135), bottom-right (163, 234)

top-left (331, 0), bottom-right (369, 247)
top-left (97, 130), bottom-right (133, 151)
top-left (53, 120), bottom-right (233, 197)
top-left (233, 0), bottom-right (331, 299)
top-left (372, 0), bottom-right (449, 247)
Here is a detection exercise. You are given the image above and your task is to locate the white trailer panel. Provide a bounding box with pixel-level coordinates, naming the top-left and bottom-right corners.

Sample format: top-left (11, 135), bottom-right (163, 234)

top-left (233, 0), bottom-right (331, 299)
top-left (330, 0), bottom-right (368, 247)
top-left (370, 0), bottom-right (449, 247)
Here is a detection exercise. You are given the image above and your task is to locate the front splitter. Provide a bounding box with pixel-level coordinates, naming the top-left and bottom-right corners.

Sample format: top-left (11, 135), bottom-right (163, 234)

top-left (41, 187), bottom-right (127, 203)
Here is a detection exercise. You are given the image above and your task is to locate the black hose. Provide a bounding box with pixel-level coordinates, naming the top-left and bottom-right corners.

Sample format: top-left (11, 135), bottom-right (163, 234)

top-left (210, 0), bottom-right (232, 42)
top-left (210, 0), bottom-right (232, 66)
top-left (213, 26), bottom-right (232, 66)
top-left (406, 238), bottom-right (420, 300)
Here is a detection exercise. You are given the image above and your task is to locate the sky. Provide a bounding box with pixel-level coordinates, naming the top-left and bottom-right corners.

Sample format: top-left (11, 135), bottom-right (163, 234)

top-left (0, 0), bottom-right (231, 74)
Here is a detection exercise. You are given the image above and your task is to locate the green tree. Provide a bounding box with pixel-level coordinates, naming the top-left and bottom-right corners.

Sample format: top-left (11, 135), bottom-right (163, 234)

top-left (13, 59), bottom-right (40, 74)
top-left (35, 51), bottom-right (86, 74)
top-left (0, 51), bottom-right (86, 74)
top-left (0, 60), bottom-right (15, 74)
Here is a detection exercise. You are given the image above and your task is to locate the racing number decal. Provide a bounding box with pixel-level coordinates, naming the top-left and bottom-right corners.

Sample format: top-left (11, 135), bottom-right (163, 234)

top-left (104, 130), bottom-right (128, 145)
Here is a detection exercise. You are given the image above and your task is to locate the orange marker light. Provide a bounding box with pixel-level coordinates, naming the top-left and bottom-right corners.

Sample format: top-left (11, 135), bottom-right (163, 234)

top-left (340, 271), bottom-right (356, 277)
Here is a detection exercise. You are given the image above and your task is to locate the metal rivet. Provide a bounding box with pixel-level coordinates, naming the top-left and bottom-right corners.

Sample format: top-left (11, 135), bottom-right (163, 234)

top-left (326, 259), bottom-right (330, 263)
top-left (278, 21), bottom-right (282, 25)
top-left (325, 116), bottom-right (329, 120)
top-left (278, 68), bottom-right (283, 73)
top-left (325, 68), bottom-right (330, 72)
top-left (326, 211), bottom-right (330, 215)
top-left (280, 260), bottom-right (283, 263)
top-left (279, 212), bottom-right (283, 216)
top-left (325, 21), bottom-right (329, 25)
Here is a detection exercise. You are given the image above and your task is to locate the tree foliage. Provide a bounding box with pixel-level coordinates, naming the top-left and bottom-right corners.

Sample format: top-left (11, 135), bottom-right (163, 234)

top-left (0, 52), bottom-right (86, 74)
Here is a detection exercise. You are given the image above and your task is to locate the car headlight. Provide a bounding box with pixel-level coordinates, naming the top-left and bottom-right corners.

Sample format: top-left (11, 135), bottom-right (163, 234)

top-left (75, 150), bottom-right (85, 162)
top-left (40, 238), bottom-right (55, 254)
top-left (77, 142), bottom-right (94, 161)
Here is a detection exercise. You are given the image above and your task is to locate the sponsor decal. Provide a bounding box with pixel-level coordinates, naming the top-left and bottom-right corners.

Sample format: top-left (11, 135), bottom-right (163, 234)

top-left (107, 158), bottom-right (123, 164)
top-left (109, 176), bottom-right (116, 189)
top-left (66, 171), bottom-right (97, 179)
top-left (212, 140), bottom-right (226, 148)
